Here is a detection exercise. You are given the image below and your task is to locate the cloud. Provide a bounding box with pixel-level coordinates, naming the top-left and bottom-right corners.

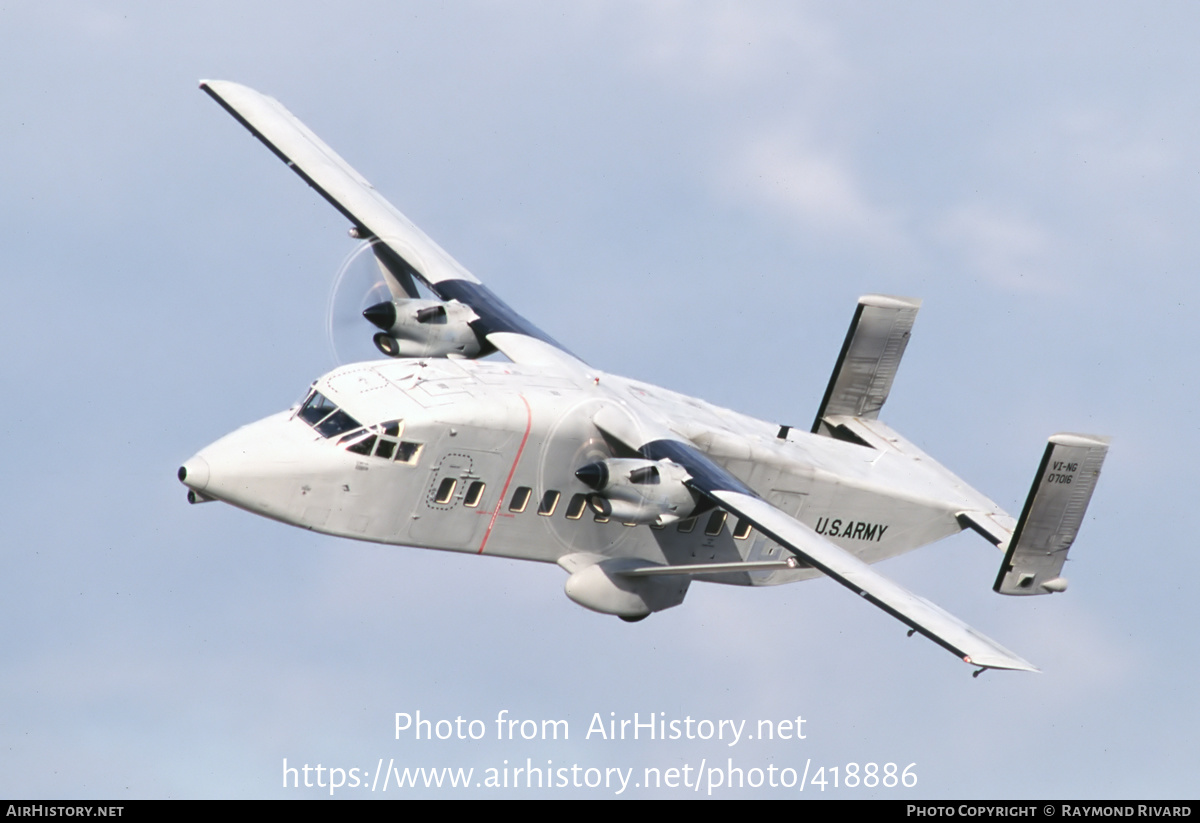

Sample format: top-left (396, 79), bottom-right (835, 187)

top-left (619, 1), bottom-right (845, 93)
top-left (719, 131), bottom-right (903, 248)
top-left (933, 203), bottom-right (1061, 293)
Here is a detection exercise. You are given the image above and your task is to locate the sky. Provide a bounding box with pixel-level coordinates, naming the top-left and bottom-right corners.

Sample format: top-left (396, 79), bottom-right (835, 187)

top-left (2, 1), bottom-right (1197, 799)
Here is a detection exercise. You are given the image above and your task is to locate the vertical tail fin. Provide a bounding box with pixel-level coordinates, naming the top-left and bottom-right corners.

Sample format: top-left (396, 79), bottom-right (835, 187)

top-left (994, 433), bottom-right (1110, 595)
top-left (812, 295), bottom-right (921, 438)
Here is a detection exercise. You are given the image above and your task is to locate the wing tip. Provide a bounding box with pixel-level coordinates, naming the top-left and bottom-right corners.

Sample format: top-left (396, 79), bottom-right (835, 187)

top-left (964, 654), bottom-right (1041, 674)
top-left (859, 293), bottom-right (922, 310)
top-left (1049, 432), bottom-right (1112, 448)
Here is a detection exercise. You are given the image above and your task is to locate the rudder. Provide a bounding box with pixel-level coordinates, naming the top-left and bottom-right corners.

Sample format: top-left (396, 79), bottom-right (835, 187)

top-left (812, 294), bottom-right (921, 437)
top-left (994, 433), bottom-right (1110, 595)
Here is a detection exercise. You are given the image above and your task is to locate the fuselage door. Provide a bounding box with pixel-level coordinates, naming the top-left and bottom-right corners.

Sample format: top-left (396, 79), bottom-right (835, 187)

top-left (407, 425), bottom-right (518, 549)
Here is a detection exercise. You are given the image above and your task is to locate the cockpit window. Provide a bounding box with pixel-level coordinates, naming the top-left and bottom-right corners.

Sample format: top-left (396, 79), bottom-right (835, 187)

top-left (335, 415), bottom-right (423, 467)
top-left (395, 442), bottom-right (422, 464)
top-left (298, 391), bottom-right (336, 425)
top-left (297, 391), bottom-right (361, 439)
top-left (315, 409), bottom-right (361, 438)
top-left (346, 435), bottom-right (377, 456)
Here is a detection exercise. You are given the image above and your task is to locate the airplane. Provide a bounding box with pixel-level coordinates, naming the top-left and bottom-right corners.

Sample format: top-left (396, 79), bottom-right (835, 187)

top-left (179, 80), bottom-right (1109, 675)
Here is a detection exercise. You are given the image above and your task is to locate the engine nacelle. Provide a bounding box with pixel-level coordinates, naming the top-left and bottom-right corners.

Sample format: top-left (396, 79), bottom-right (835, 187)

top-left (364, 298), bottom-right (483, 358)
top-left (564, 558), bottom-right (690, 620)
top-left (574, 457), bottom-right (700, 526)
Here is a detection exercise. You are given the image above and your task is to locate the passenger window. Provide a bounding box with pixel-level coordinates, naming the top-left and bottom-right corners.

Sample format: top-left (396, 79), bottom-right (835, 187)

top-left (463, 481), bottom-right (485, 508)
top-left (509, 486), bottom-right (532, 513)
top-left (734, 518), bottom-right (753, 540)
top-left (538, 491), bottom-right (560, 516)
top-left (705, 511), bottom-right (727, 536)
top-left (434, 478), bottom-right (457, 504)
top-left (565, 493), bottom-right (587, 520)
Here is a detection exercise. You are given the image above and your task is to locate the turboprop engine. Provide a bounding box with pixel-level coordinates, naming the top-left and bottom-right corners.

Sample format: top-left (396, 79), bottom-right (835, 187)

top-left (363, 298), bottom-right (483, 358)
top-left (573, 457), bottom-right (701, 526)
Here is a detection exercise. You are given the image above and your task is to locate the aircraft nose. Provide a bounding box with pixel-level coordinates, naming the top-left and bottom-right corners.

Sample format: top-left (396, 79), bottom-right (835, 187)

top-left (178, 456), bottom-right (210, 491)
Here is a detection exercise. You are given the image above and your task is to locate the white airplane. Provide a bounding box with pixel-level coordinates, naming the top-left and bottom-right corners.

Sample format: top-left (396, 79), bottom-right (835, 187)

top-left (180, 81), bottom-right (1109, 674)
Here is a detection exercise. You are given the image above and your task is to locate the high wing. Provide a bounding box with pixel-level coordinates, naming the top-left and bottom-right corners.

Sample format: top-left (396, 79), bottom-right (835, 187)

top-left (202, 81), bottom-right (1037, 673)
top-left (200, 80), bottom-right (579, 368)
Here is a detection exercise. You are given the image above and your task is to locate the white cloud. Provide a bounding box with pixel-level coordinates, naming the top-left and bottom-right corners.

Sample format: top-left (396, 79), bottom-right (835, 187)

top-left (619, 0), bottom-right (845, 93)
top-left (720, 131), bottom-right (903, 248)
top-left (934, 203), bottom-right (1062, 293)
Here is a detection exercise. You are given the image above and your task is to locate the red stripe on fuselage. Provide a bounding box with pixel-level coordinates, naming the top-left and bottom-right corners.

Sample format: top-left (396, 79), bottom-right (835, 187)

top-left (477, 394), bottom-right (532, 554)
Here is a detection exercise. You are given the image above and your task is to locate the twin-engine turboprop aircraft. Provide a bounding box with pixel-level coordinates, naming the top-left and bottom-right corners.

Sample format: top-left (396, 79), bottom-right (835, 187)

top-left (180, 81), bottom-right (1109, 674)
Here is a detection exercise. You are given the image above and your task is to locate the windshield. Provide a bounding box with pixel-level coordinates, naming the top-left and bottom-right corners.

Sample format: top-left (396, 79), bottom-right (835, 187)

top-left (296, 391), bottom-right (361, 439)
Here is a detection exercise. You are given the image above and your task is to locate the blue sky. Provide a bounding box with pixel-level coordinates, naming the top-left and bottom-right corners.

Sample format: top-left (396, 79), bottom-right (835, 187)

top-left (2, 1), bottom-right (1197, 798)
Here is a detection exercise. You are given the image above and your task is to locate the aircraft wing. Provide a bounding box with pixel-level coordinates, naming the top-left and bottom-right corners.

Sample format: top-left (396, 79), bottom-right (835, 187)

top-left (200, 80), bottom-right (575, 365)
top-left (640, 438), bottom-right (1039, 672)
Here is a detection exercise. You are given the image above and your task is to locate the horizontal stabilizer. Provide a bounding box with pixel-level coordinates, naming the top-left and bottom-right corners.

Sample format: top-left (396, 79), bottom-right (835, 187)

top-left (813, 295), bottom-right (921, 437)
top-left (994, 434), bottom-right (1110, 596)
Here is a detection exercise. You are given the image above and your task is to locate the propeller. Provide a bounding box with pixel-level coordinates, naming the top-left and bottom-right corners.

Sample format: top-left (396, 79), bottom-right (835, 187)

top-left (325, 240), bottom-right (396, 366)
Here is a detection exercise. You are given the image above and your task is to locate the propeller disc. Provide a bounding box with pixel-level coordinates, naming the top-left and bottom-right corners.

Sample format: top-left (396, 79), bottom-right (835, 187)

top-left (326, 240), bottom-right (393, 366)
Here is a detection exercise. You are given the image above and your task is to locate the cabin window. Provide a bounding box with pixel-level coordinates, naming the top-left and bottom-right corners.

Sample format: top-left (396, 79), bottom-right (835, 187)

top-left (464, 481), bottom-right (485, 508)
top-left (565, 493), bottom-right (587, 520)
top-left (538, 491), bottom-right (560, 516)
top-left (509, 486), bottom-right (532, 513)
top-left (434, 478), bottom-right (457, 504)
top-left (705, 511), bottom-right (727, 536)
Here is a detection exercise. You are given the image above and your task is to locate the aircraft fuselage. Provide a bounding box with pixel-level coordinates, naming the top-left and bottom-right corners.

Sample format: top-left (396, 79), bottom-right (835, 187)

top-left (181, 356), bottom-right (992, 588)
